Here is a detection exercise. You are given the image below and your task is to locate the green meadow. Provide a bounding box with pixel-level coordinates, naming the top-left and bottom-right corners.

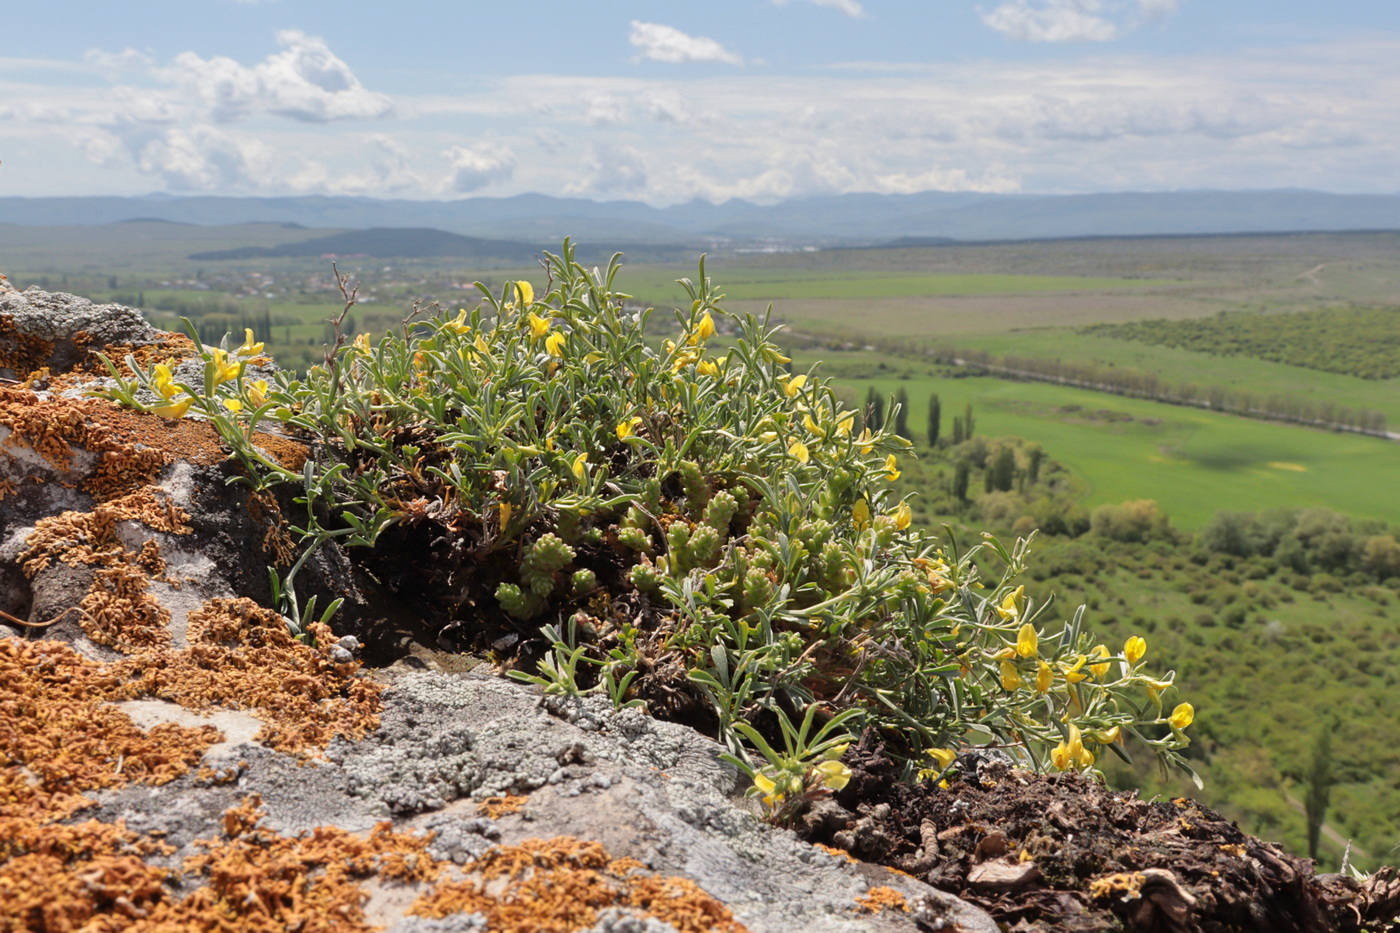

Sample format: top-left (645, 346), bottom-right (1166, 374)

top-left (620, 266), bottom-right (1175, 302)
top-left (951, 329), bottom-right (1400, 428)
top-left (809, 363), bottom-right (1400, 530)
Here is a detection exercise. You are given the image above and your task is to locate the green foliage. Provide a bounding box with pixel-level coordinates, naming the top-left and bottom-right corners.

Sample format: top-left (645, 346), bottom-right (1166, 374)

top-left (94, 241), bottom-right (1196, 797)
top-left (1090, 500), bottom-right (1175, 544)
top-left (927, 392), bottom-right (941, 447)
top-left (1084, 307), bottom-right (1400, 380)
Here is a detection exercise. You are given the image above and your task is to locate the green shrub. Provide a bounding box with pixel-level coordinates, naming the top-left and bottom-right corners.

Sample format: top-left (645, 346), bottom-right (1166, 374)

top-left (97, 242), bottom-right (1199, 809)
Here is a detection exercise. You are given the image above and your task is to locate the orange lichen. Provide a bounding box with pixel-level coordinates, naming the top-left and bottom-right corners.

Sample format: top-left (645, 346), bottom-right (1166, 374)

top-left (111, 605), bottom-right (383, 755)
top-left (80, 561), bottom-right (173, 650)
top-left (855, 885), bottom-right (909, 913)
top-left (74, 331), bottom-right (199, 377)
top-left (476, 794), bottom-right (530, 819)
top-left (18, 487), bottom-right (190, 650)
top-left (0, 314), bottom-right (56, 379)
top-left (412, 837), bottom-right (748, 933)
top-left (154, 795), bottom-right (440, 933)
top-left (0, 639), bottom-right (221, 822)
top-left (247, 490), bottom-right (296, 567)
top-left (815, 842), bottom-right (859, 863)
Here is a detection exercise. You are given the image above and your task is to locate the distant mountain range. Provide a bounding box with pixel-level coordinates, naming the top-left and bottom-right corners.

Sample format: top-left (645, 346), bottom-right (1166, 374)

top-left (4, 189), bottom-right (1400, 248)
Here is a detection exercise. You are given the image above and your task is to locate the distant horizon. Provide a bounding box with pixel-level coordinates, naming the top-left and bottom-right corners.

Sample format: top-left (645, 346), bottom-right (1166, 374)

top-left (7, 185), bottom-right (1400, 210)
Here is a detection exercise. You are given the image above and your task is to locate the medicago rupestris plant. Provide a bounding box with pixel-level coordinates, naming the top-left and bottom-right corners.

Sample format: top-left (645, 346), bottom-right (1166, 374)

top-left (96, 240), bottom-right (1198, 811)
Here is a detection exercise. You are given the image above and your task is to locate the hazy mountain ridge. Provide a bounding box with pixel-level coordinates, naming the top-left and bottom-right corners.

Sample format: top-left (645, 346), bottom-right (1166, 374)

top-left (3, 189), bottom-right (1400, 246)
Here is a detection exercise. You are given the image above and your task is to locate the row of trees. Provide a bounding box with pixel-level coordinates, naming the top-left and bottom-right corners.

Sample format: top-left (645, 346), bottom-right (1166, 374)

top-left (867, 388), bottom-right (982, 449)
top-left (919, 346), bottom-right (1389, 437)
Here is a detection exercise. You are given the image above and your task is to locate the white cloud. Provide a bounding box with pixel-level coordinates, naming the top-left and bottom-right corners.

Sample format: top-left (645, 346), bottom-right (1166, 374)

top-left (565, 144), bottom-right (649, 196)
top-left (586, 94), bottom-right (627, 126)
top-left (982, 0), bottom-right (1182, 42)
top-left (131, 124), bottom-right (274, 190)
top-left (647, 91), bottom-right (690, 124)
top-left (772, 0), bottom-right (866, 17)
top-left (83, 48), bottom-right (154, 73)
top-left (159, 30), bottom-right (393, 122)
top-left (1137, 0), bottom-right (1180, 21)
top-left (629, 22), bottom-right (743, 65)
top-left (981, 0), bottom-right (1118, 42)
top-left (444, 142), bottom-right (516, 192)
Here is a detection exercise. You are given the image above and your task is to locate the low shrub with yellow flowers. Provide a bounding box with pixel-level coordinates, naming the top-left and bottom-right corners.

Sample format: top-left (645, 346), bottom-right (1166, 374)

top-left (94, 240), bottom-right (1199, 818)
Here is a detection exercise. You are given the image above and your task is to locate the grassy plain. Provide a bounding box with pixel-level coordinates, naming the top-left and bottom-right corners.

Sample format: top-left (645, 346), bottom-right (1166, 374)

top-left (952, 330), bottom-right (1400, 428)
top-left (798, 357), bottom-right (1400, 530)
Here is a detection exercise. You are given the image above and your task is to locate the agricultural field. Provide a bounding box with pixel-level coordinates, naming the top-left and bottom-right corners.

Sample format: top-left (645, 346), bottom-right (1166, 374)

top-left (798, 357), bottom-right (1400, 530)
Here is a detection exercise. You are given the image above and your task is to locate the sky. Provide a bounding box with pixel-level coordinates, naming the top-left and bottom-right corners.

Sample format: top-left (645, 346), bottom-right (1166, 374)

top-left (2, 0), bottom-right (1399, 205)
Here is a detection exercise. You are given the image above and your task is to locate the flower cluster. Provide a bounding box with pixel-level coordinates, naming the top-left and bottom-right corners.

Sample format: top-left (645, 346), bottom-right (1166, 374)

top-left (94, 242), bottom-right (1198, 808)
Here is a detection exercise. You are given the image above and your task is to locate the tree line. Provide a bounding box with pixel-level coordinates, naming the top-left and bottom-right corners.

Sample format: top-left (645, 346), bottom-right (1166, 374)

top-left (914, 345), bottom-right (1389, 438)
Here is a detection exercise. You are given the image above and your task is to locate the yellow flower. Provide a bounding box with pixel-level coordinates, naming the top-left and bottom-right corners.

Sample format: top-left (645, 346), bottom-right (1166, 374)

top-left (893, 501), bottom-right (912, 530)
top-left (753, 770), bottom-right (782, 807)
top-left (222, 398), bottom-right (243, 413)
top-left (443, 309), bottom-right (470, 335)
top-left (545, 331), bottom-right (567, 357)
top-left (696, 359), bottom-right (719, 377)
top-left (1062, 655), bottom-right (1089, 683)
top-left (928, 747), bottom-right (958, 771)
top-left (692, 311), bottom-right (716, 342)
top-left (1169, 703), bottom-right (1194, 730)
top-left (1053, 725), bottom-right (1094, 770)
top-left (1124, 636), bottom-right (1147, 666)
top-left (852, 498), bottom-right (871, 532)
top-left (1072, 727), bottom-right (1095, 768)
top-left (151, 363), bottom-right (177, 400)
top-left (1144, 677), bottom-right (1173, 705)
top-left (236, 328), bottom-right (264, 356)
top-left (836, 413), bottom-right (854, 437)
top-left (788, 440), bottom-right (810, 464)
top-left (1015, 621), bottom-right (1037, 658)
top-left (802, 412), bottom-right (824, 436)
top-left (209, 348), bottom-right (240, 386)
top-left (571, 453), bottom-right (589, 482)
top-left (474, 334), bottom-right (490, 352)
top-left (884, 454), bottom-right (900, 481)
top-left (1091, 725), bottom-right (1122, 745)
top-left (783, 374), bottom-right (808, 397)
top-left (499, 501), bottom-right (512, 528)
top-left (1035, 660), bottom-right (1054, 694)
top-left (151, 397), bottom-right (193, 419)
top-left (528, 312), bottom-right (551, 339)
top-left (856, 429), bottom-right (874, 454)
top-left (616, 417), bottom-right (643, 440)
top-left (999, 586), bottom-right (1025, 623)
top-left (515, 281), bottom-right (535, 307)
top-left (814, 760), bottom-right (851, 792)
top-left (247, 379), bottom-right (268, 407)
top-left (584, 351), bottom-right (604, 364)
top-left (999, 660), bottom-right (1023, 691)
top-left (762, 346), bottom-right (790, 365)
top-left (1089, 644), bottom-right (1111, 680)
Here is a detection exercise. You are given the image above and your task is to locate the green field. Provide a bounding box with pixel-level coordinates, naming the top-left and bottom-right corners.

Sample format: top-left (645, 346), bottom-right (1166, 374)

top-left (619, 266), bottom-right (1178, 302)
top-left (950, 330), bottom-right (1400, 428)
top-left (814, 363), bottom-right (1400, 529)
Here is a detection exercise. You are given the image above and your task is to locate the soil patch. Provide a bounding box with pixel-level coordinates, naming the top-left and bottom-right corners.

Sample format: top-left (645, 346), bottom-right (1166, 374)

top-left (798, 732), bottom-right (1400, 932)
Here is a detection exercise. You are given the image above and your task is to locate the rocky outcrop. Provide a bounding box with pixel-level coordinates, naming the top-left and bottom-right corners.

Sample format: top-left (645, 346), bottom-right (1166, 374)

top-left (0, 286), bottom-right (995, 932)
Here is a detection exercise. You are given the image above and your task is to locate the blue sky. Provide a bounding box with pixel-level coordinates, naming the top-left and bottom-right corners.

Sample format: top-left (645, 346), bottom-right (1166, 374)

top-left (3, 1), bottom-right (1398, 203)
